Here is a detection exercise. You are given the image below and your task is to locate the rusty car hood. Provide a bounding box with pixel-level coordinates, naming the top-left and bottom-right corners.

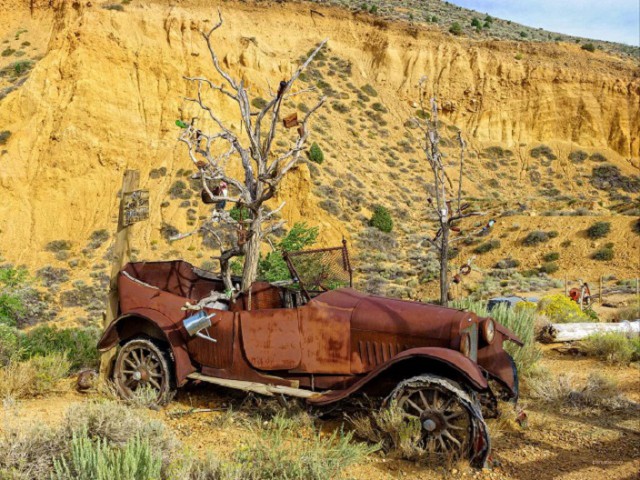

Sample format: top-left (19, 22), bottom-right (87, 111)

top-left (312, 288), bottom-right (474, 339)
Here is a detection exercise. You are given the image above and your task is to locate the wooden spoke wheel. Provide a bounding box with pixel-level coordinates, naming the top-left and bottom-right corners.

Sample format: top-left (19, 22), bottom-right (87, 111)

top-left (387, 375), bottom-right (490, 467)
top-left (113, 338), bottom-right (174, 404)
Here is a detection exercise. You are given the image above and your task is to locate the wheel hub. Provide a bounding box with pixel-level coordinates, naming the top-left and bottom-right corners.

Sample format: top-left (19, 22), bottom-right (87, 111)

top-left (421, 410), bottom-right (446, 435)
top-left (423, 418), bottom-right (437, 432)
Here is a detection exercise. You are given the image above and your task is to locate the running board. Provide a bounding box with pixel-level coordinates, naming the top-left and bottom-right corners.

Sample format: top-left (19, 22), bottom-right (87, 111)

top-left (187, 373), bottom-right (328, 399)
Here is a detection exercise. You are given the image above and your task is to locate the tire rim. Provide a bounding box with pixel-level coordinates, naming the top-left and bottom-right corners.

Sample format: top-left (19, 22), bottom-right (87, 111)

top-left (116, 343), bottom-right (165, 397)
top-left (397, 385), bottom-right (472, 459)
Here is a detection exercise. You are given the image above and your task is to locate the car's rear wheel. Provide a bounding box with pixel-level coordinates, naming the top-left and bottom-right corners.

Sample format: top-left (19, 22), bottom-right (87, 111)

top-left (385, 375), bottom-right (490, 468)
top-left (113, 337), bottom-right (175, 405)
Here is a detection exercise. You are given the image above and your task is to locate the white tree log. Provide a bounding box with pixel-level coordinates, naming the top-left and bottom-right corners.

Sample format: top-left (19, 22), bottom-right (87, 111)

top-left (543, 320), bottom-right (640, 342)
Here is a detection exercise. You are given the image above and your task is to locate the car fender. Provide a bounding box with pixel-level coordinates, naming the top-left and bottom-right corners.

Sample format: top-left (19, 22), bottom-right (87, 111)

top-left (307, 347), bottom-right (488, 406)
top-left (97, 308), bottom-right (196, 386)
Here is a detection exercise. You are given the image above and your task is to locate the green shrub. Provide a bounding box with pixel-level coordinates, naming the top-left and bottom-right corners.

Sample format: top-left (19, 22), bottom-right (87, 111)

top-left (579, 332), bottom-right (638, 364)
top-left (371, 102), bottom-right (387, 113)
top-left (581, 43), bottom-right (595, 52)
top-left (539, 262), bottom-right (559, 274)
top-left (233, 413), bottom-right (376, 480)
top-left (453, 299), bottom-right (541, 377)
top-left (591, 164), bottom-right (640, 193)
top-left (102, 3), bottom-right (124, 10)
top-left (88, 229), bottom-right (110, 249)
top-left (251, 97), bottom-right (268, 109)
top-left (537, 294), bottom-right (587, 323)
top-left (229, 205), bottom-right (251, 222)
top-left (45, 240), bottom-right (72, 252)
top-left (568, 150), bottom-right (588, 163)
top-left (0, 130), bottom-right (11, 145)
top-left (369, 4), bottom-right (377, 14)
top-left (592, 245), bottom-right (614, 261)
top-left (0, 324), bottom-right (19, 365)
top-left (369, 205), bottom-right (393, 232)
top-left (543, 252), bottom-right (559, 262)
top-left (530, 145), bottom-right (556, 160)
top-left (522, 230), bottom-right (549, 246)
top-left (633, 219), bottom-right (640, 235)
top-left (471, 18), bottom-right (481, 28)
top-left (361, 84), bottom-right (377, 97)
top-left (20, 325), bottom-right (101, 369)
top-left (449, 22), bottom-right (462, 36)
top-left (53, 433), bottom-right (162, 480)
top-left (259, 223), bottom-right (318, 282)
top-left (309, 142), bottom-right (324, 164)
top-left (495, 257), bottom-right (520, 269)
top-left (587, 221), bottom-right (611, 239)
top-left (589, 152), bottom-right (607, 162)
top-left (1, 48), bottom-right (15, 57)
top-left (474, 239), bottom-right (500, 254)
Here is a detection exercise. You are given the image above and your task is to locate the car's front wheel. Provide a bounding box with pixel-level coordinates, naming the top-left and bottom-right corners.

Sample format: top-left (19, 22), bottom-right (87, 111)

top-left (385, 374), bottom-right (491, 468)
top-left (113, 337), bottom-right (175, 405)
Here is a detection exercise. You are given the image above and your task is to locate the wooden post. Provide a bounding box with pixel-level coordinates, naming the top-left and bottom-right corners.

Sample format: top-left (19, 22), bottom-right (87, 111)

top-left (599, 276), bottom-right (603, 304)
top-left (99, 170), bottom-right (140, 380)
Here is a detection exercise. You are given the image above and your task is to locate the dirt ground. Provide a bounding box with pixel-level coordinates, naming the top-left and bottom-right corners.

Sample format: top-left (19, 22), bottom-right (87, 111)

top-left (2, 346), bottom-right (638, 480)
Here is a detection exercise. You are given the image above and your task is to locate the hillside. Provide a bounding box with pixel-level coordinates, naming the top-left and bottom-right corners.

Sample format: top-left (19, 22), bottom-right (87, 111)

top-left (0, 0), bottom-right (638, 322)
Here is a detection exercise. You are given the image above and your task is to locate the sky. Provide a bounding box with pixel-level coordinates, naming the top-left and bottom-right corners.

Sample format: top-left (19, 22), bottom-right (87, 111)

top-left (449, 0), bottom-right (640, 46)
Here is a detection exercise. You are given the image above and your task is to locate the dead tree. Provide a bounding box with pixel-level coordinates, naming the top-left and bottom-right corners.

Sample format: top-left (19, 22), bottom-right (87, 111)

top-left (177, 10), bottom-right (326, 296)
top-left (413, 78), bottom-right (480, 306)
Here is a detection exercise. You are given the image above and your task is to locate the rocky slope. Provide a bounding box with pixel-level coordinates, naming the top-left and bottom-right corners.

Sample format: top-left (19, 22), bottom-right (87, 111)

top-left (0, 0), bottom-right (638, 313)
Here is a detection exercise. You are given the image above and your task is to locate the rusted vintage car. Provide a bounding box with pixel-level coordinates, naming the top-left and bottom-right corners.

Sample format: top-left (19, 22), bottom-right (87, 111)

top-left (98, 245), bottom-right (522, 467)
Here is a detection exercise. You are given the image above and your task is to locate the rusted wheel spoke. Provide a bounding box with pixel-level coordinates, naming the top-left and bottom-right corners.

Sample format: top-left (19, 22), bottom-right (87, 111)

top-left (419, 390), bottom-right (429, 410)
top-left (148, 377), bottom-right (162, 390)
top-left (406, 398), bottom-right (424, 415)
top-left (442, 430), bottom-right (462, 448)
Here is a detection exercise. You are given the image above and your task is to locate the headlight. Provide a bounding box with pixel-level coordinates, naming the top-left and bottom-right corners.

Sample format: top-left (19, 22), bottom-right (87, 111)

top-left (481, 318), bottom-right (495, 344)
top-left (460, 332), bottom-right (471, 358)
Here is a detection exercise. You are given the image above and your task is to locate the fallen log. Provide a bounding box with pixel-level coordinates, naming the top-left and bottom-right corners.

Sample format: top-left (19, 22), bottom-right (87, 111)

top-left (540, 320), bottom-right (640, 343)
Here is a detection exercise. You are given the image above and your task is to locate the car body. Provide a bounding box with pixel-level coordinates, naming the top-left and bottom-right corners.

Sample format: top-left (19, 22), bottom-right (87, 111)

top-left (98, 254), bottom-right (522, 467)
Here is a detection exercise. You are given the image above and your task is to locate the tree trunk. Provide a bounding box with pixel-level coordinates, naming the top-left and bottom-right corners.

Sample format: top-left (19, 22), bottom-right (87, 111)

top-left (241, 219), bottom-right (262, 293)
top-left (440, 226), bottom-right (449, 306)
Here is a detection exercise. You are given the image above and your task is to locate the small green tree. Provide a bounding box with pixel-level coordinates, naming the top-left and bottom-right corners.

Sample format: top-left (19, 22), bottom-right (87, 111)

top-left (309, 142), bottom-right (324, 164)
top-left (581, 43), bottom-right (595, 52)
top-left (259, 223), bottom-right (319, 282)
top-left (449, 22), bottom-right (462, 36)
top-left (471, 18), bottom-right (481, 28)
top-left (369, 205), bottom-right (393, 232)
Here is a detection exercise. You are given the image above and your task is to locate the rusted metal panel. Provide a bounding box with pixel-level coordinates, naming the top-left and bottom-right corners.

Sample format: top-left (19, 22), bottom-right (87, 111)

top-left (240, 308), bottom-right (301, 370)
top-left (477, 329), bottom-right (517, 394)
top-left (186, 310), bottom-right (235, 370)
top-left (351, 294), bottom-right (466, 338)
top-left (295, 300), bottom-right (351, 374)
top-left (308, 347), bottom-right (489, 406)
top-left (350, 330), bottom-right (447, 373)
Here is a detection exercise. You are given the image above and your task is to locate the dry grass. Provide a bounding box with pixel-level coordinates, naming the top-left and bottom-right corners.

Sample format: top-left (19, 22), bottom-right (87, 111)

top-left (578, 332), bottom-right (640, 365)
top-left (350, 402), bottom-right (422, 460)
top-left (0, 353), bottom-right (70, 400)
top-left (527, 372), bottom-right (637, 411)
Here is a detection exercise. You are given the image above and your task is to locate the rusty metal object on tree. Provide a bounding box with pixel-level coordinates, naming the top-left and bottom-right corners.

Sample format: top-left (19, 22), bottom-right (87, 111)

top-left (201, 188), bottom-right (215, 204)
top-left (97, 244), bottom-right (522, 468)
top-left (282, 112), bottom-right (298, 128)
top-left (236, 227), bottom-right (249, 247)
top-left (196, 160), bottom-right (208, 169)
top-left (297, 125), bottom-right (305, 137)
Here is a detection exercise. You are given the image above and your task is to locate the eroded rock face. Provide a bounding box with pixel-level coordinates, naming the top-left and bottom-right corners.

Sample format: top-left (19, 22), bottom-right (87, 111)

top-left (0, 0), bottom-right (637, 275)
